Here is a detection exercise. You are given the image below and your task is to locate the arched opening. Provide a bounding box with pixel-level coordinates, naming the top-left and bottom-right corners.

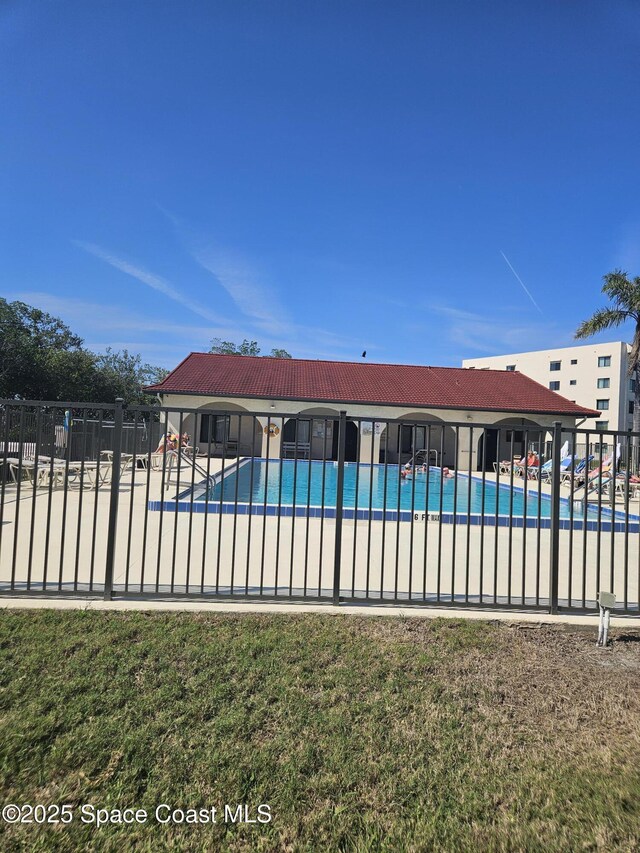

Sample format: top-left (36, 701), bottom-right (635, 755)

top-left (477, 417), bottom-right (546, 471)
top-left (190, 402), bottom-right (263, 457)
top-left (343, 421), bottom-right (359, 462)
top-left (379, 414), bottom-right (456, 467)
top-left (282, 408), bottom-right (359, 461)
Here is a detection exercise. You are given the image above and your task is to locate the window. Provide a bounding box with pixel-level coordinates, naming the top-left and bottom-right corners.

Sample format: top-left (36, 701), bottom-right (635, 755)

top-left (598, 356), bottom-right (611, 367)
top-left (549, 361), bottom-right (561, 371)
top-left (199, 414), bottom-right (230, 444)
top-left (413, 426), bottom-right (427, 451)
top-left (505, 364), bottom-right (516, 371)
top-left (569, 379), bottom-right (577, 386)
top-left (399, 424), bottom-right (414, 453)
top-left (596, 399), bottom-right (609, 410)
top-left (282, 418), bottom-right (313, 447)
top-left (629, 401), bottom-right (635, 415)
top-left (597, 377), bottom-right (610, 389)
top-left (291, 419), bottom-right (311, 443)
top-left (630, 378), bottom-right (636, 393)
top-left (595, 422), bottom-right (609, 432)
top-left (549, 381), bottom-right (560, 391)
top-left (399, 424), bottom-right (429, 454)
top-left (570, 359), bottom-right (578, 365)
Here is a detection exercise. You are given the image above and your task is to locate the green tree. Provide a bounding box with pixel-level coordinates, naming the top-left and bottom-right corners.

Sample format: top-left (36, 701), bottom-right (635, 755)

top-left (94, 348), bottom-right (169, 405)
top-left (0, 299), bottom-right (85, 399)
top-left (209, 338), bottom-right (291, 358)
top-left (0, 298), bottom-right (168, 404)
top-left (2, 300), bottom-right (83, 350)
top-left (45, 349), bottom-right (105, 402)
top-left (575, 269), bottom-right (640, 462)
top-left (209, 338), bottom-right (261, 356)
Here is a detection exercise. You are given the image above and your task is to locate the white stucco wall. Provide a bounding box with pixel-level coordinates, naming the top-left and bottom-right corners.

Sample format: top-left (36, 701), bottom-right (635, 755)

top-left (156, 393), bottom-right (580, 470)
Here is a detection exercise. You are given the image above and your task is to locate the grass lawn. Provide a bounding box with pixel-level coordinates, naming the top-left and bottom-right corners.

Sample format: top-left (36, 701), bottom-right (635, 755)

top-left (0, 611), bottom-right (639, 852)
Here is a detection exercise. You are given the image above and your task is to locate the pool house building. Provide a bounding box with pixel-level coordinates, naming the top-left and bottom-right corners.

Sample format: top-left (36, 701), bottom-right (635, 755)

top-left (147, 354), bottom-right (597, 471)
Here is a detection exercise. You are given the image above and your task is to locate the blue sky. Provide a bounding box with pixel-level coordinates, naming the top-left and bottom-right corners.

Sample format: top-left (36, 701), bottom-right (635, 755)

top-left (2, 0), bottom-right (640, 369)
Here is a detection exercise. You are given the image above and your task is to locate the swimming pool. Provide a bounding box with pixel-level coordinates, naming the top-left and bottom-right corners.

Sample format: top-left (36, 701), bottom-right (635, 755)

top-left (191, 459), bottom-right (606, 521)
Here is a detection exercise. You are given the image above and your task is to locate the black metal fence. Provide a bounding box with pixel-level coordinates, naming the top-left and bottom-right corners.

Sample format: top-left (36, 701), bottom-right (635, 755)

top-left (1, 398), bottom-right (638, 615)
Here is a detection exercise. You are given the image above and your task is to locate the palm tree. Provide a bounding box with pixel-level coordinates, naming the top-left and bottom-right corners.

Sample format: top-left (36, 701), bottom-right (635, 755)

top-left (576, 269), bottom-right (640, 468)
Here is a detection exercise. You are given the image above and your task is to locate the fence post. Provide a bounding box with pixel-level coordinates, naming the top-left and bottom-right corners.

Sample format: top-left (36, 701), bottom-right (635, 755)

top-left (332, 410), bottom-right (347, 605)
top-left (548, 420), bottom-right (562, 614)
top-left (104, 398), bottom-right (124, 601)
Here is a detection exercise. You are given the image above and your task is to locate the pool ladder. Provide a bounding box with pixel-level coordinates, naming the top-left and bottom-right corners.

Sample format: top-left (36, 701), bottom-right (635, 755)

top-left (407, 449), bottom-right (440, 468)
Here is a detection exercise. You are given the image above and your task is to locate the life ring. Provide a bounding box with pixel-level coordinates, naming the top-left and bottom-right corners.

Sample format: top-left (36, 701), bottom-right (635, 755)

top-left (263, 424), bottom-right (280, 436)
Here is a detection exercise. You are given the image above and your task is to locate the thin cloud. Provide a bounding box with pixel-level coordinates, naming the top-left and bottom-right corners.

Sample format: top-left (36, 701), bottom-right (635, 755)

top-left (194, 249), bottom-right (359, 345)
top-left (157, 206), bottom-right (339, 339)
top-left (14, 291), bottom-right (360, 361)
top-left (10, 292), bottom-right (242, 340)
top-left (431, 306), bottom-right (564, 356)
top-left (157, 205), bottom-right (382, 356)
top-left (74, 240), bottom-right (229, 325)
top-left (156, 206), bottom-right (286, 329)
top-left (190, 244), bottom-right (293, 336)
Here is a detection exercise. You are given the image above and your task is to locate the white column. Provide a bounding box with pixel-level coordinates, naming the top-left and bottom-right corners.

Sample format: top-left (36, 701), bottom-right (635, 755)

top-left (358, 423), bottom-right (373, 464)
top-left (456, 427), bottom-right (478, 472)
top-left (358, 421), bottom-right (383, 464)
top-left (258, 417), bottom-right (283, 459)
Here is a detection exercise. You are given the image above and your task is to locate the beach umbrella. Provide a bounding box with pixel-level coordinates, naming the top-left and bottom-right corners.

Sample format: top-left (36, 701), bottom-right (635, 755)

top-left (560, 440), bottom-right (570, 460)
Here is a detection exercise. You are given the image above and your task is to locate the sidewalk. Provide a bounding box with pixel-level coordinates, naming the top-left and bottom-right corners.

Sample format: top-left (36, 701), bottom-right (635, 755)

top-left (0, 595), bottom-right (638, 629)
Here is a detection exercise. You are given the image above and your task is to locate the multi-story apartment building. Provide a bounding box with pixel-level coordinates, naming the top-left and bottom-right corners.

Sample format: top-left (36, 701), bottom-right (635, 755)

top-left (462, 341), bottom-right (634, 434)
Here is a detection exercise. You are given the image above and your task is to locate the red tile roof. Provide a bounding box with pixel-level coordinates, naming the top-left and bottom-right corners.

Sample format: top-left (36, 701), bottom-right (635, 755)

top-left (147, 353), bottom-right (599, 417)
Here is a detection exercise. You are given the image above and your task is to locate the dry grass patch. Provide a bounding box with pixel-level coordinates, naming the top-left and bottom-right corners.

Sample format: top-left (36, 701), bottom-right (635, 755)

top-left (0, 611), bottom-right (638, 851)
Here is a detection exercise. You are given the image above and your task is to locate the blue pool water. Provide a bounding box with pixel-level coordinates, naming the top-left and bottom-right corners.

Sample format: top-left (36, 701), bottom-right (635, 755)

top-left (198, 460), bottom-right (597, 520)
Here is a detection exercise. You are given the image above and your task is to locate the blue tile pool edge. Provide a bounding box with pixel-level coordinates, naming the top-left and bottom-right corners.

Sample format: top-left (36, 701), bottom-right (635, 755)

top-left (148, 460), bottom-right (640, 533)
top-left (147, 500), bottom-right (640, 533)
top-left (466, 472), bottom-right (640, 526)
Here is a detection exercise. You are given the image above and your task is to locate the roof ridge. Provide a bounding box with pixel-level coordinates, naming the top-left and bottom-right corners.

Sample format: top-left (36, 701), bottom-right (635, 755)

top-left (189, 351), bottom-right (526, 372)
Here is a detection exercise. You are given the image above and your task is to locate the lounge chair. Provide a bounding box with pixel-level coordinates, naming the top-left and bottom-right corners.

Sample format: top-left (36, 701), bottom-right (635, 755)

top-left (571, 460), bottom-right (615, 499)
top-left (6, 453), bottom-right (113, 489)
top-left (65, 460), bottom-right (112, 487)
top-left (99, 450), bottom-right (135, 475)
top-left (532, 456), bottom-right (574, 483)
top-left (512, 454), bottom-right (541, 479)
top-left (8, 458), bottom-right (65, 488)
top-left (588, 472), bottom-right (640, 501)
top-left (527, 458), bottom-right (553, 481)
top-left (493, 459), bottom-right (516, 475)
top-left (612, 475), bottom-right (640, 500)
top-left (559, 455), bottom-right (592, 487)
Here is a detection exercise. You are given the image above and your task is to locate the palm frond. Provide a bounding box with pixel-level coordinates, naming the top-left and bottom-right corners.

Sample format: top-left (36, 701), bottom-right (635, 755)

top-left (575, 307), bottom-right (631, 339)
top-left (602, 270), bottom-right (640, 312)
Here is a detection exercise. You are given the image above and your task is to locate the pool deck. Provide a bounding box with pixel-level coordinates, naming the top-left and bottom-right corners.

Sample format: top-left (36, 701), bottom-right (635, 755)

top-left (1, 461), bottom-right (638, 617)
